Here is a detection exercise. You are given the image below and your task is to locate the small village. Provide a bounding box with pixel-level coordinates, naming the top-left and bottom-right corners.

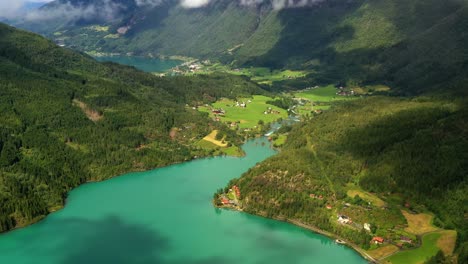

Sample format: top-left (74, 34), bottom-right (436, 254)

top-left (304, 186), bottom-right (457, 263)
top-left (217, 185), bottom-right (242, 209)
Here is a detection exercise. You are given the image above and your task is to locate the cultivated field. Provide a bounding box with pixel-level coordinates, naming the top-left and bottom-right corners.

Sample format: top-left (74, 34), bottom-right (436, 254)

top-left (386, 233), bottom-right (441, 264)
top-left (347, 188), bottom-right (386, 207)
top-left (198, 95), bottom-right (288, 129)
top-left (402, 210), bottom-right (439, 235)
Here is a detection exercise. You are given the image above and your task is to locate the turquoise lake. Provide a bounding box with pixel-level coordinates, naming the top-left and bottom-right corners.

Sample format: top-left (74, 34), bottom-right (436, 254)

top-left (95, 56), bottom-right (181, 72)
top-left (0, 138), bottom-right (366, 264)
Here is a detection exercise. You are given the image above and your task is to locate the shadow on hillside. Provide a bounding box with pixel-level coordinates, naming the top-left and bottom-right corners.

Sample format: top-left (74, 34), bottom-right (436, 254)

top-left (243, 0), bottom-right (468, 93)
top-left (336, 104), bottom-right (467, 196)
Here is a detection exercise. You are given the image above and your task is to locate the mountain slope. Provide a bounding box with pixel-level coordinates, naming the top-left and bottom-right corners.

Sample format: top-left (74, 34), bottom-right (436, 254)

top-left (14, 0), bottom-right (468, 94)
top-left (228, 96), bottom-right (468, 261)
top-left (0, 22), bottom-right (264, 232)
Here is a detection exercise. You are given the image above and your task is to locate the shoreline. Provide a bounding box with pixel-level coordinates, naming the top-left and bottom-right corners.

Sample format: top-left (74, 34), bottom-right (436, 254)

top-left (0, 138), bottom-right (263, 235)
top-left (285, 219), bottom-right (378, 263)
top-left (215, 203), bottom-right (378, 263)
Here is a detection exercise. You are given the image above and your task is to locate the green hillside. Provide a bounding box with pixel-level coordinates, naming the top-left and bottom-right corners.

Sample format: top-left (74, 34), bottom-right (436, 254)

top-left (0, 23), bottom-right (264, 232)
top-left (226, 96), bottom-right (468, 261)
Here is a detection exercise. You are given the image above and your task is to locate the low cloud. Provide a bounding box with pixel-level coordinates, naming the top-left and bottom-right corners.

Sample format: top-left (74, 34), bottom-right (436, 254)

top-left (0, 0), bottom-right (53, 19)
top-left (6, 0), bottom-right (327, 22)
top-left (180, 0), bottom-right (211, 8)
top-left (182, 0), bottom-right (327, 9)
top-left (23, 0), bottom-right (130, 22)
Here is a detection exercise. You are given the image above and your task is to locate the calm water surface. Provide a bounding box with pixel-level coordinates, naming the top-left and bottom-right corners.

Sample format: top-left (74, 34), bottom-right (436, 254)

top-left (95, 56), bottom-right (181, 72)
top-left (0, 138), bottom-right (366, 264)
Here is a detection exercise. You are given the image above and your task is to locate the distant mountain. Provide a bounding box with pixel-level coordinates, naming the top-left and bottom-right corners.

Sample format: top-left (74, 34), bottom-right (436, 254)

top-left (13, 0), bottom-right (468, 94)
top-left (22, 2), bottom-right (46, 11)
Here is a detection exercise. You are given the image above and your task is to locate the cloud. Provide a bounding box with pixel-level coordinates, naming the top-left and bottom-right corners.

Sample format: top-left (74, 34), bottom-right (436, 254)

top-left (0, 1), bottom-right (30, 19)
top-left (179, 0), bottom-right (211, 8)
top-left (0, 0), bottom-right (53, 19)
top-left (178, 0), bottom-right (327, 9)
top-left (23, 0), bottom-right (129, 22)
top-left (4, 0), bottom-right (327, 22)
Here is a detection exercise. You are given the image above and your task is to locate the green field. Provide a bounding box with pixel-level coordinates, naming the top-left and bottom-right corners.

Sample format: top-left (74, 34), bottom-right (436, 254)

top-left (198, 95), bottom-right (288, 129)
top-left (272, 134), bottom-right (287, 147)
top-left (291, 85), bottom-right (358, 116)
top-left (195, 138), bottom-right (243, 157)
top-left (386, 233), bottom-right (442, 264)
top-left (191, 64), bottom-right (307, 86)
top-left (294, 85), bottom-right (350, 102)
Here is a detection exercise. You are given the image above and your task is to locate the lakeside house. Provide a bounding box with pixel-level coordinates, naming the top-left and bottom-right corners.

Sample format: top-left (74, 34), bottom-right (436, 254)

top-left (233, 185), bottom-right (241, 198)
top-left (338, 215), bottom-right (351, 224)
top-left (364, 223), bottom-right (371, 232)
top-left (212, 109), bottom-right (225, 115)
top-left (371, 237), bottom-right (385, 244)
top-left (400, 236), bottom-right (413, 244)
top-left (221, 198), bottom-right (230, 205)
top-left (235, 101), bottom-right (247, 108)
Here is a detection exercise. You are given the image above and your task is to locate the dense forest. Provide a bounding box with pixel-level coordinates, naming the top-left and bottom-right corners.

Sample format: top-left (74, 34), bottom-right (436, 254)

top-left (0, 23), bottom-right (264, 232)
top-left (228, 95), bottom-right (468, 261)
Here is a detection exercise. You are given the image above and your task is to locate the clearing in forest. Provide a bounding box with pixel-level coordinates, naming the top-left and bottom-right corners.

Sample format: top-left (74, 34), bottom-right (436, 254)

top-left (347, 188), bottom-right (386, 207)
top-left (402, 210), bottom-right (439, 235)
top-left (202, 130), bottom-right (227, 147)
top-left (436, 230), bottom-right (457, 256)
top-left (72, 99), bottom-right (103, 122)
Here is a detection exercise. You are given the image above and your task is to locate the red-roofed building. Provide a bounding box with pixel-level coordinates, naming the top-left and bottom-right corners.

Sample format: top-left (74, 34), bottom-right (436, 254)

top-left (221, 198), bottom-right (230, 205)
top-left (371, 237), bottom-right (384, 244)
top-left (233, 185), bottom-right (241, 198)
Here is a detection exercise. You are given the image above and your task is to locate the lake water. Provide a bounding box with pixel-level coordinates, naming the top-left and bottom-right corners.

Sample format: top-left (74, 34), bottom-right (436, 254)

top-left (95, 56), bottom-right (181, 72)
top-left (0, 138), bottom-right (366, 264)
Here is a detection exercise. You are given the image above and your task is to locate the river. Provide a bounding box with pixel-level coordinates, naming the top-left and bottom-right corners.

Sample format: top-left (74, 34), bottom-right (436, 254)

top-left (0, 138), bottom-right (366, 264)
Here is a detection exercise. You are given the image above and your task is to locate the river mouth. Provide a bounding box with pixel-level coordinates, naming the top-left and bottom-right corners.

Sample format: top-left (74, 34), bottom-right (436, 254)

top-left (0, 138), bottom-right (366, 264)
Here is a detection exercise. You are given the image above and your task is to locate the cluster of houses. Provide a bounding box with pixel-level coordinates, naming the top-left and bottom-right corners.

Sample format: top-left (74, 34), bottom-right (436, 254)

top-left (221, 197), bottom-right (237, 206)
top-left (220, 185), bottom-right (241, 206)
top-left (336, 86), bottom-right (355, 96)
top-left (232, 185), bottom-right (241, 198)
top-left (370, 235), bottom-right (413, 246)
top-left (309, 193), bottom-right (324, 200)
top-left (188, 64), bottom-right (202, 72)
top-left (211, 108), bottom-right (225, 115)
top-left (235, 101), bottom-right (250, 108)
top-left (337, 215), bottom-right (352, 225)
top-left (263, 107), bottom-right (281, 115)
top-left (169, 63), bottom-right (202, 75)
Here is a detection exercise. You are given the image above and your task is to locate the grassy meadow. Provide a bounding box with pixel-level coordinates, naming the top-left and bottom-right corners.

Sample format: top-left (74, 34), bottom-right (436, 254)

top-left (198, 95), bottom-right (288, 129)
